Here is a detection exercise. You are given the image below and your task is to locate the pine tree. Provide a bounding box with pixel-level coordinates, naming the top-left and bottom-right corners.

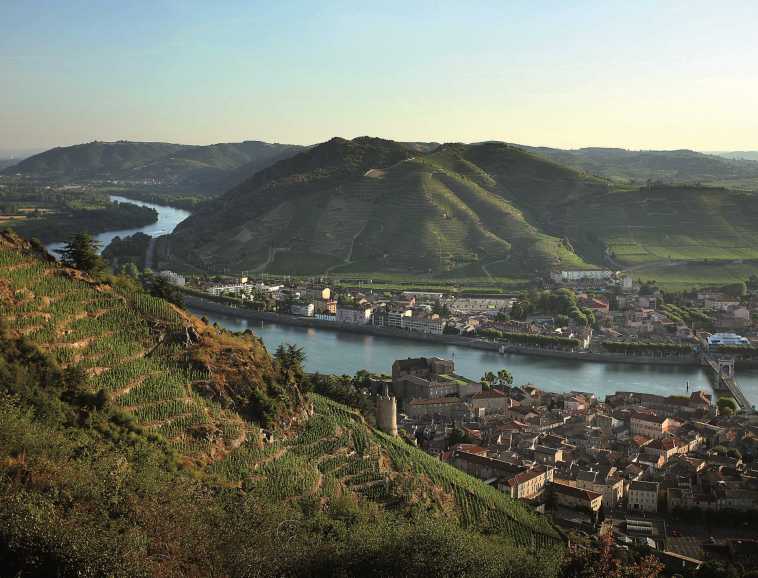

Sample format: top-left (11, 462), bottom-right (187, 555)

top-left (60, 233), bottom-right (104, 274)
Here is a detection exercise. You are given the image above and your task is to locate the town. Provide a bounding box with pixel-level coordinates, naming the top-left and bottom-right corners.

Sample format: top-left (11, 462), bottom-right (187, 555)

top-left (369, 354), bottom-right (757, 574)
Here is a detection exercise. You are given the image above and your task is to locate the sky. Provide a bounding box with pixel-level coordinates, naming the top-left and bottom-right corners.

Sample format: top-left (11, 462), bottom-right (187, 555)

top-left (1, 0), bottom-right (757, 153)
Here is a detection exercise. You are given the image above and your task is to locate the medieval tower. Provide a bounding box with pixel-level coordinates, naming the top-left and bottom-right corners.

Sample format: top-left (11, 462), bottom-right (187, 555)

top-left (376, 386), bottom-right (398, 437)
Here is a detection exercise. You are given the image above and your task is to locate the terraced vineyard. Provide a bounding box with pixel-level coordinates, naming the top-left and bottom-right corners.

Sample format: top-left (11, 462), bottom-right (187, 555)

top-left (0, 238), bottom-right (249, 463)
top-left (210, 394), bottom-right (561, 550)
top-left (0, 233), bottom-right (562, 562)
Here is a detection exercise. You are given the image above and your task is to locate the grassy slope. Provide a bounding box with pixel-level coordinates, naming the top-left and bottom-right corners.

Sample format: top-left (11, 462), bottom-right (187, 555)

top-left (0, 234), bottom-right (562, 569)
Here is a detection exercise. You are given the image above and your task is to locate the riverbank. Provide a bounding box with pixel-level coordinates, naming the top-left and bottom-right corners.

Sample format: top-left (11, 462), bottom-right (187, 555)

top-left (184, 295), bottom-right (703, 368)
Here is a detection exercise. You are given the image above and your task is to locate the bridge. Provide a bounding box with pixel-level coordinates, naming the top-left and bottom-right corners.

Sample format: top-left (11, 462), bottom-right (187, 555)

top-left (701, 354), bottom-right (752, 412)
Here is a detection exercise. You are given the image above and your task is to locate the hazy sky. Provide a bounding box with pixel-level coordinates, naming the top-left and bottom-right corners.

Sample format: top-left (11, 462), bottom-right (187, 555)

top-left (2, 0), bottom-right (757, 152)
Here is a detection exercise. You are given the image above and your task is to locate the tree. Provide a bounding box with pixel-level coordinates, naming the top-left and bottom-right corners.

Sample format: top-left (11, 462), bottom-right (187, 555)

top-left (480, 371), bottom-right (496, 390)
top-left (721, 282), bottom-right (747, 298)
top-left (143, 274), bottom-right (184, 308)
top-left (496, 369), bottom-right (513, 386)
top-left (717, 397), bottom-right (738, 415)
top-left (275, 343), bottom-right (306, 386)
top-left (119, 262), bottom-right (140, 278)
top-left (447, 428), bottom-right (466, 447)
top-left (60, 233), bottom-right (103, 274)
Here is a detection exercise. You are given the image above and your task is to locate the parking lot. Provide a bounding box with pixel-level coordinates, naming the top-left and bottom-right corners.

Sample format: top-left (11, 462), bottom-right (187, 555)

top-left (605, 512), bottom-right (756, 560)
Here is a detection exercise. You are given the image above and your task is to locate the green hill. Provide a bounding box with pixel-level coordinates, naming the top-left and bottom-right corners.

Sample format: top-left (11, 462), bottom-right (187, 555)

top-left (3, 140), bottom-right (304, 194)
top-left (0, 231), bottom-right (563, 576)
top-left (168, 138), bottom-right (596, 276)
top-left (166, 137), bottom-right (758, 280)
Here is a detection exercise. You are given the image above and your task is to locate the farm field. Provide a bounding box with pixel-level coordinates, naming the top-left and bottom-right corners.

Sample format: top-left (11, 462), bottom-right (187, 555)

top-left (632, 261), bottom-right (758, 290)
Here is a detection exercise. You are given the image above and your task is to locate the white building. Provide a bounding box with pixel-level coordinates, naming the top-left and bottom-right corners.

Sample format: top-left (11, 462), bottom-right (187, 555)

top-left (707, 333), bottom-right (750, 347)
top-left (336, 306), bottom-right (372, 325)
top-left (207, 283), bottom-right (253, 297)
top-left (627, 480), bottom-right (659, 513)
top-left (157, 270), bottom-right (185, 286)
top-left (291, 303), bottom-right (315, 317)
top-left (401, 314), bottom-right (444, 335)
top-left (551, 269), bottom-right (613, 283)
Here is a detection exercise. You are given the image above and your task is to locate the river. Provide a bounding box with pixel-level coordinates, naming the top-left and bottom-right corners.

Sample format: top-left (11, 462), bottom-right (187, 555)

top-left (190, 307), bottom-right (758, 405)
top-left (43, 196), bottom-right (758, 405)
top-left (46, 194), bottom-right (192, 256)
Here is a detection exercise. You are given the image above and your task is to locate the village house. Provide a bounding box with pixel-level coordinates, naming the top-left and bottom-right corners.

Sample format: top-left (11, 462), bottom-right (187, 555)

top-left (451, 449), bottom-right (524, 481)
top-left (630, 412), bottom-right (674, 440)
top-left (551, 481), bottom-right (603, 513)
top-left (574, 469), bottom-right (625, 511)
top-left (499, 465), bottom-right (553, 500)
top-left (336, 305), bottom-right (372, 325)
top-left (627, 480), bottom-right (659, 513)
top-left (471, 389), bottom-right (509, 415)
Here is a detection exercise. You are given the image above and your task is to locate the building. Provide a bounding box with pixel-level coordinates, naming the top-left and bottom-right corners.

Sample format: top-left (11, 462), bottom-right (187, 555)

top-left (707, 333), bottom-right (750, 348)
top-left (290, 302), bottom-right (314, 317)
top-left (406, 396), bottom-right (465, 418)
top-left (471, 389), bottom-right (509, 414)
top-left (551, 269), bottom-right (613, 283)
top-left (374, 310), bottom-right (445, 334)
top-left (450, 297), bottom-right (514, 314)
top-left (401, 312), bottom-right (445, 335)
top-left (628, 480), bottom-right (659, 513)
top-left (574, 470), bottom-right (625, 511)
top-left (500, 465), bottom-right (553, 500)
top-left (157, 270), bottom-right (186, 286)
top-left (534, 445), bottom-right (564, 466)
top-left (336, 305), bottom-right (372, 325)
top-left (551, 481), bottom-right (603, 513)
top-left (630, 412), bottom-right (673, 440)
top-left (391, 357), bottom-right (481, 403)
top-left (376, 391), bottom-right (398, 436)
top-left (452, 449), bottom-right (523, 481)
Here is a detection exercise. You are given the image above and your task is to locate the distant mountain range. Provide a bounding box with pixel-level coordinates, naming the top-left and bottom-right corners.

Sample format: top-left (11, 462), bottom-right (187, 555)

top-left (7, 139), bottom-right (758, 193)
top-left (1, 140), bottom-right (305, 194)
top-left (510, 145), bottom-right (758, 182)
top-left (166, 137), bottom-right (758, 276)
top-left (708, 151), bottom-right (758, 162)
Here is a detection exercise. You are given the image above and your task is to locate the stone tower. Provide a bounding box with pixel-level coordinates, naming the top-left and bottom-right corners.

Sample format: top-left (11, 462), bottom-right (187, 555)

top-left (376, 386), bottom-right (398, 437)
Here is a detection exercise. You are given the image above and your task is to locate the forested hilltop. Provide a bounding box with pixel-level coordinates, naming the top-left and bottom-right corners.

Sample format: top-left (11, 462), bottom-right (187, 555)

top-left (0, 231), bottom-right (579, 577)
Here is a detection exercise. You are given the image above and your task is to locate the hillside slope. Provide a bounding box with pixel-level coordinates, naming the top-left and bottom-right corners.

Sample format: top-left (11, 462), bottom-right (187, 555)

top-left (167, 137), bottom-right (758, 277)
top-left (0, 232), bottom-right (563, 576)
top-left (168, 138), bottom-right (596, 276)
top-left (3, 140), bottom-right (304, 194)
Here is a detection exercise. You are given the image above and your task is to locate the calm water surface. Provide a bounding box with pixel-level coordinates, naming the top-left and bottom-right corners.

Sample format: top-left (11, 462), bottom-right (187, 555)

top-left (191, 308), bottom-right (758, 405)
top-left (46, 194), bottom-right (191, 255)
